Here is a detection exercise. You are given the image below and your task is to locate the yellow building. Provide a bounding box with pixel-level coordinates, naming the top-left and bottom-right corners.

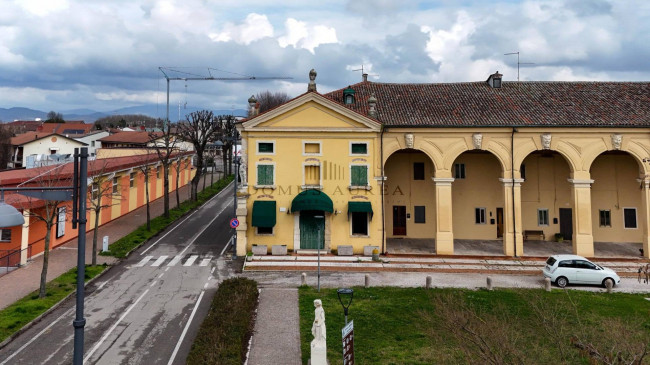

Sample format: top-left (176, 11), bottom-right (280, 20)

top-left (236, 70), bottom-right (650, 259)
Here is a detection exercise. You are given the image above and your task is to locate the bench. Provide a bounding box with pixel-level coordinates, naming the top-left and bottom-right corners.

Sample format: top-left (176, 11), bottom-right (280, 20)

top-left (523, 230), bottom-right (545, 241)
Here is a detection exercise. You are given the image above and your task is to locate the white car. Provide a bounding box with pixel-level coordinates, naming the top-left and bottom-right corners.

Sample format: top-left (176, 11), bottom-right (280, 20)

top-left (542, 254), bottom-right (621, 288)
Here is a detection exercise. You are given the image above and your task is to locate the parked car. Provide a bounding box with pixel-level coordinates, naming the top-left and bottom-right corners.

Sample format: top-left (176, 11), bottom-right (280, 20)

top-left (542, 254), bottom-right (621, 288)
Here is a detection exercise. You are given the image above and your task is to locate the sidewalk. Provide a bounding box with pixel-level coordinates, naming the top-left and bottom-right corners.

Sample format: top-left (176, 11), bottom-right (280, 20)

top-left (0, 172), bottom-right (223, 310)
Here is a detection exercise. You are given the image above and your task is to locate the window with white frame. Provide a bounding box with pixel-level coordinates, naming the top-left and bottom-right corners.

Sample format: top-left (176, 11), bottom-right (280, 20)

top-left (156, 166), bottom-right (161, 179)
top-left (0, 229), bottom-right (11, 242)
top-left (304, 165), bottom-right (320, 186)
top-left (599, 210), bottom-right (611, 227)
top-left (454, 163), bottom-right (466, 179)
top-left (112, 177), bottom-right (119, 194)
top-left (351, 212), bottom-right (368, 236)
top-left (303, 142), bottom-right (321, 155)
top-left (92, 183), bottom-right (99, 201)
top-left (538, 209), bottom-right (549, 226)
top-left (256, 164), bottom-right (274, 186)
top-left (257, 141), bottom-right (275, 154)
top-left (350, 142), bottom-right (368, 155)
top-left (475, 208), bottom-right (486, 224)
top-left (624, 208), bottom-right (637, 229)
top-left (350, 165), bottom-right (368, 186)
top-left (129, 172), bottom-right (136, 188)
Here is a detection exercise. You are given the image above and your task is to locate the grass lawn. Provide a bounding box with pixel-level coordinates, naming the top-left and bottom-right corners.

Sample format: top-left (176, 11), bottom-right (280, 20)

top-left (0, 265), bottom-right (107, 343)
top-left (299, 286), bottom-right (650, 365)
top-left (101, 175), bottom-right (233, 258)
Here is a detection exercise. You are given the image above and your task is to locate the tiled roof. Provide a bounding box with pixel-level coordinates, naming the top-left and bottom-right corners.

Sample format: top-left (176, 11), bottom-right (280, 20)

top-left (37, 122), bottom-right (91, 134)
top-left (10, 132), bottom-right (55, 146)
top-left (323, 81), bottom-right (650, 127)
top-left (99, 131), bottom-right (162, 144)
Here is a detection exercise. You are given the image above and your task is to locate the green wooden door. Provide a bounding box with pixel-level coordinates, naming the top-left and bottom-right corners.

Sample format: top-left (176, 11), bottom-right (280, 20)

top-left (300, 211), bottom-right (324, 249)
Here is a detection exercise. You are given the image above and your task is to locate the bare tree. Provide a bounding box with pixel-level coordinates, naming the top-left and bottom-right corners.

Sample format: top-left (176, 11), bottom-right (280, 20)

top-left (0, 124), bottom-right (12, 169)
top-left (176, 110), bottom-right (220, 201)
top-left (45, 111), bottom-right (64, 123)
top-left (149, 121), bottom-right (177, 218)
top-left (248, 90), bottom-right (291, 116)
top-left (171, 156), bottom-right (190, 208)
top-left (217, 115), bottom-right (237, 176)
top-left (87, 164), bottom-right (123, 265)
top-left (133, 163), bottom-right (153, 231)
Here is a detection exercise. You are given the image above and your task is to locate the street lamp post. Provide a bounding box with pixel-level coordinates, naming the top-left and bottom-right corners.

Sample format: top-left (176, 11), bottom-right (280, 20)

top-left (337, 288), bottom-right (354, 325)
top-left (0, 147), bottom-right (88, 364)
top-left (232, 156), bottom-right (239, 260)
top-left (314, 215), bottom-right (324, 292)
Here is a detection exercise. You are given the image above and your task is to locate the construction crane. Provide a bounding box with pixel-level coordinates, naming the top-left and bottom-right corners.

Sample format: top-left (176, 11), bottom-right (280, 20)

top-left (159, 67), bottom-right (292, 125)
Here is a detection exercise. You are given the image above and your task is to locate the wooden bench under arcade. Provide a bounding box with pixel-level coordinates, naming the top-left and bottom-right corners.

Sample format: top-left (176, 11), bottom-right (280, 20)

top-left (523, 230), bottom-right (545, 241)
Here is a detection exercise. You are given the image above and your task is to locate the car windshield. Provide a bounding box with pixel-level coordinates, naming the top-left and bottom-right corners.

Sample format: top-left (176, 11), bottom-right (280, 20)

top-left (546, 257), bottom-right (557, 266)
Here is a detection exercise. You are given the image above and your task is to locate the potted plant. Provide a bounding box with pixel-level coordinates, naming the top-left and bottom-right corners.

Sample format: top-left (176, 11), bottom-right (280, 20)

top-left (554, 233), bottom-right (564, 242)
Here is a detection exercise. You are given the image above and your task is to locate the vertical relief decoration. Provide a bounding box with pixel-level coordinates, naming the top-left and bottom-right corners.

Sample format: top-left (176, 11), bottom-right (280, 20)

top-left (611, 134), bottom-right (622, 150)
top-left (404, 133), bottom-right (414, 149)
top-left (472, 133), bottom-right (482, 150)
top-left (541, 133), bottom-right (552, 150)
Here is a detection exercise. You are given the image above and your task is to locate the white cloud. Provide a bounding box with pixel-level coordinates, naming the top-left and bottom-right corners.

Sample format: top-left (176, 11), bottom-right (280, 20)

top-left (209, 13), bottom-right (274, 45)
top-left (278, 18), bottom-right (338, 53)
top-left (17, 0), bottom-right (69, 17)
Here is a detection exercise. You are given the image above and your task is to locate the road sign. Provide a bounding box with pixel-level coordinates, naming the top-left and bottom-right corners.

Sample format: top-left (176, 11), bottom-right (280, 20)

top-left (229, 218), bottom-right (239, 229)
top-left (342, 320), bottom-right (354, 364)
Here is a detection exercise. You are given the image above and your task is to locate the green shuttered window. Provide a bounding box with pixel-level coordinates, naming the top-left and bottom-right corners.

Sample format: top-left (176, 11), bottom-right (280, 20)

top-left (257, 165), bottom-right (274, 185)
top-left (351, 143), bottom-right (367, 154)
top-left (350, 165), bottom-right (368, 186)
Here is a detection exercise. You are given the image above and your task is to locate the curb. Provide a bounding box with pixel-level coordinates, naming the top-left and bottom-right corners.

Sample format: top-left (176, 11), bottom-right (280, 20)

top-left (0, 263), bottom-right (114, 350)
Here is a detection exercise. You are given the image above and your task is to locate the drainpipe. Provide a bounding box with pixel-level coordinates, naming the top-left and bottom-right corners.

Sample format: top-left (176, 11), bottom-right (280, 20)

top-left (380, 125), bottom-right (386, 254)
top-left (511, 128), bottom-right (518, 257)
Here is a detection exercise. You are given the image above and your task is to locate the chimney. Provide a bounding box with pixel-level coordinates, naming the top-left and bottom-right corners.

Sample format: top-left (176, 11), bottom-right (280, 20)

top-left (486, 71), bottom-right (503, 88)
top-left (307, 68), bottom-right (317, 92)
top-left (368, 93), bottom-right (377, 118)
top-left (248, 95), bottom-right (258, 116)
top-left (362, 73), bottom-right (368, 82)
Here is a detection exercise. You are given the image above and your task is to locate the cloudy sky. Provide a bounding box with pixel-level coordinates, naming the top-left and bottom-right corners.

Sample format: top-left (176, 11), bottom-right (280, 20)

top-left (1, 0), bottom-right (649, 115)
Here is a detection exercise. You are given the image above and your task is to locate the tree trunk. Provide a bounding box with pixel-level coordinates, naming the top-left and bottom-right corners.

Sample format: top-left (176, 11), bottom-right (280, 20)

top-left (145, 171), bottom-right (151, 231)
top-left (39, 225), bottom-right (52, 298)
top-left (210, 165), bottom-right (214, 185)
top-left (175, 164), bottom-right (180, 208)
top-left (163, 164), bottom-right (170, 218)
top-left (92, 194), bottom-right (101, 265)
top-left (203, 168), bottom-right (206, 190)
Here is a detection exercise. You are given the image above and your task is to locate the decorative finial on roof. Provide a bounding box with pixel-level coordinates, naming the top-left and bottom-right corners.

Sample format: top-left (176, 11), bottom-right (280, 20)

top-left (248, 95), bottom-right (258, 116)
top-left (308, 69), bottom-right (317, 92)
top-left (368, 93), bottom-right (377, 118)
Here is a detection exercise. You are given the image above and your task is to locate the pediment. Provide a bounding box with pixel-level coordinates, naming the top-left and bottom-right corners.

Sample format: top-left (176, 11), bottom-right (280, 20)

top-left (241, 93), bottom-right (380, 132)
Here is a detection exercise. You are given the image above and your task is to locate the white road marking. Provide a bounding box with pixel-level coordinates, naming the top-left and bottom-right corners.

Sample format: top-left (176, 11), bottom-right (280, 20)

top-left (167, 290), bottom-right (206, 365)
top-left (165, 267), bottom-right (170, 272)
top-left (167, 255), bottom-right (182, 267)
top-left (151, 255), bottom-right (168, 267)
top-left (140, 182), bottom-right (233, 255)
top-left (210, 267), bottom-right (215, 274)
top-left (0, 308), bottom-right (74, 365)
top-left (96, 281), bottom-right (108, 291)
top-left (184, 255), bottom-right (198, 266)
top-left (84, 289), bottom-right (150, 363)
top-left (135, 256), bottom-right (153, 267)
top-left (199, 258), bottom-right (211, 267)
top-left (220, 235), bottom-right (234, 256)
top-left (150, 281), bottom-right (158, 287)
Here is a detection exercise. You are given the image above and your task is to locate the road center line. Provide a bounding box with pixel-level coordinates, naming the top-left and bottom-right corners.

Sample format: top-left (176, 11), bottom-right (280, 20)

top-left (84, 288), bottom-right (150, 363)
top-left (0, 308), bottom-right (74, 365)
top-left (167, 289), bottom-right (206, 365)
top-left (176, 202), bottom-right (231, 259)
top-left (140, 182), bottom-right (233, 255)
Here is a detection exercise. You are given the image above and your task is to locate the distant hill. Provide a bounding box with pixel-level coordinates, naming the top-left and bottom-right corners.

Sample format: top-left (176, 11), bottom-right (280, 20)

top-left (0, 105), bottom-right (247, 123)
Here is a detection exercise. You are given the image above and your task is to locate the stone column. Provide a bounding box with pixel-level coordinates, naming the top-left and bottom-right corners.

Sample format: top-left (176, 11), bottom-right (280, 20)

top-left (433, 177), bottom-right (454, 255)
top-left (235, 194), bottom-right (249, 256)
top-left (20, 209), bottom-right (30, 266)
top-left (640, 179), bottom-right (650, 259)
top-left (568, 178), bottom-right (595, 257)
top-left (500, 178), bottom-right (524, 256)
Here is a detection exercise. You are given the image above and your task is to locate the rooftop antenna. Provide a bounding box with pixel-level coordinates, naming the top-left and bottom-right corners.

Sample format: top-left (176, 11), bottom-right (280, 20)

top-left (504, 52), bottom-right (535, 84)
top-left (352, 64), bottom-right (378, 81)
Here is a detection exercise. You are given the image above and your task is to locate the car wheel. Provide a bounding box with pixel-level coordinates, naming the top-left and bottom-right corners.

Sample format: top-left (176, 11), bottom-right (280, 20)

top-left (556, 276), bottom-right (568, 288)
top-left (602, 278), bottom-right (615, 288)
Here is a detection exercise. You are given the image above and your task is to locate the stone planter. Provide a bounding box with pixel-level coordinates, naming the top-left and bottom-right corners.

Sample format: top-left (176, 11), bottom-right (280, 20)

top-left (272, 245), bottom-right (288, 256)
top-left (252, 245), bottom-right (268, 256)
top-left (363, 245), bottom-right (380, 256)
top-left (337, 245), bottom-right (353, 256)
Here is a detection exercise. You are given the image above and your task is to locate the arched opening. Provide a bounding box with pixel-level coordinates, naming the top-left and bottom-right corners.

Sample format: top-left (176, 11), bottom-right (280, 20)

top-left (590, 151), bottom-right (644, 257)
top-left (520, 150), bottom-right (573, 255)
top-left (383, 149), bottom-right (436, 254)
top-left (451, 150), bottom-right (505, 254)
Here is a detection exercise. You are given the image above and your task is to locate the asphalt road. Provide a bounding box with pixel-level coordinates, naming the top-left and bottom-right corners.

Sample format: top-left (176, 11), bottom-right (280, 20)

top-left (0, 184), bottom-right (236, 365)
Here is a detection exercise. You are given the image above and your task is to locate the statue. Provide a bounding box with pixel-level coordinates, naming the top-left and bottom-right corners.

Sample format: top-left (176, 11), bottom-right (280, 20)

top-left (238, 158), bottom-right (247, 186)
top-left (404, 133), bottom-right (414, 149)
top-left (611, 134), bottom-right (622, 150)
top-left (310, 299), bottom-right (327, 364)
top-left (541, 133), bottom-right (552, 150)
top-left (308, 69), bottom-right (318, 92)
top-left (472, 133), bottom-right (482, 150)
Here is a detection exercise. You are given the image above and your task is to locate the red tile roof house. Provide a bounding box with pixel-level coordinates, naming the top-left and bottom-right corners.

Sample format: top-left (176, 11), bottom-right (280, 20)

top-left (36, 121), bottom-right (92, 136)
top-left (0, 152), bottom-right (194, 268)
top-left (7, 132), bottom-right (87, 169)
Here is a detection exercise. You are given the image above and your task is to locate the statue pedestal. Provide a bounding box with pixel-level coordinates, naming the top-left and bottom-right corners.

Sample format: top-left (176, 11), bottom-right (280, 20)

top-left (309, 340), bottom-right (328, 365)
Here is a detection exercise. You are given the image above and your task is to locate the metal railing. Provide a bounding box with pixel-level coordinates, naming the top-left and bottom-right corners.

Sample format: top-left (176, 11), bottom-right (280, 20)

top-left (0, 246), bottom-right (32, 277)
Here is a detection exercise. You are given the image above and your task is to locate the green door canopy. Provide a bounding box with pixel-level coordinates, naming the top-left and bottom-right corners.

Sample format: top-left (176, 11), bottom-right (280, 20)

top-left (348, 201), bottom-right (373, 219)
top-left (290, 189), bottom-right (333, 213)
top-left (252, 201), bottom-right (276, 227)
